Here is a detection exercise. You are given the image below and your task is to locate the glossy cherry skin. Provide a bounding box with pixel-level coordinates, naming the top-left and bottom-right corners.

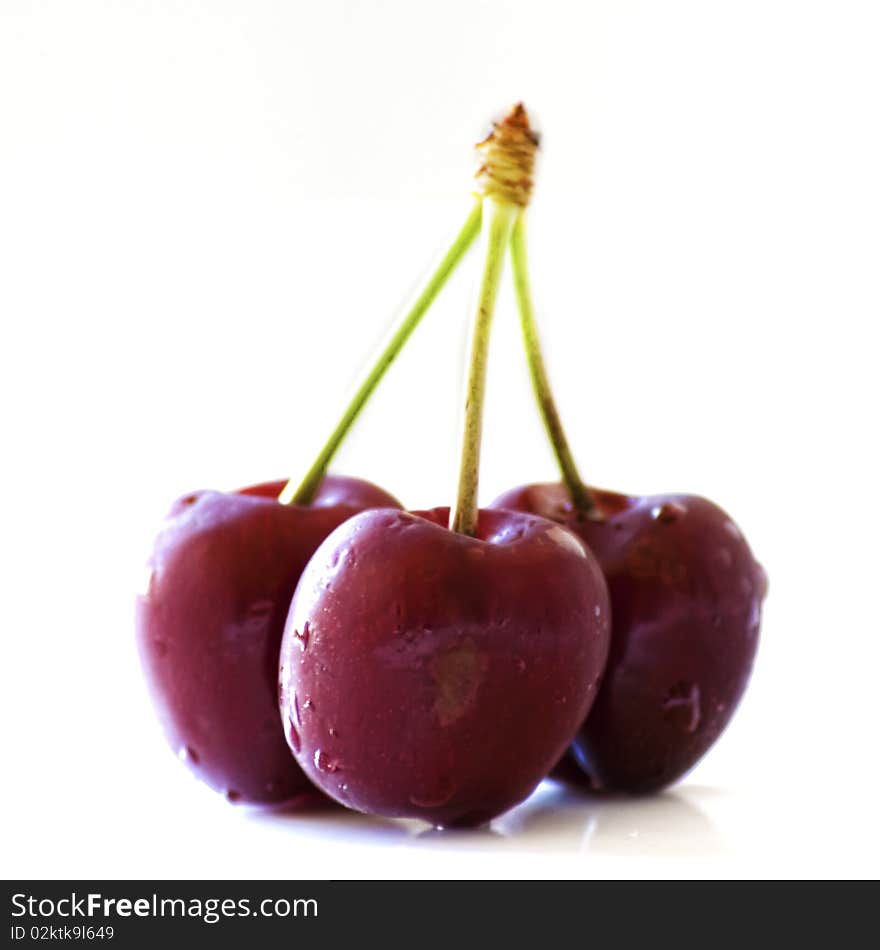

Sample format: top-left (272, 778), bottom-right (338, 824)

top-left (492, 483), bottom-right (767, 793)
top-left (135, 475), bottom-right (401, 805)
top-left (278, 506), bottom-right (611, 826)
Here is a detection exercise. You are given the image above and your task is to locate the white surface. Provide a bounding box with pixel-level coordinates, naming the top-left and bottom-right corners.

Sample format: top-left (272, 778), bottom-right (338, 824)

top-left (2, 1), bottom-right (879, 879)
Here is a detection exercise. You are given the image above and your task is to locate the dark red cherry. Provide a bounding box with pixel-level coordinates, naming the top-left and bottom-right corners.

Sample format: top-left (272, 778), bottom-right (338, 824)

top-left (135, 475), bottom-right (401, 805)
top-left (278, 506), bottom-right (611, 826)
top-left (492, 482), bottom-right (767, 793)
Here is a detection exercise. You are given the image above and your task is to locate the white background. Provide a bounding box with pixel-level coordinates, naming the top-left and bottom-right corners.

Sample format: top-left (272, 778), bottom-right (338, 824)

top-left (2, 1), bottom-right (878, 879)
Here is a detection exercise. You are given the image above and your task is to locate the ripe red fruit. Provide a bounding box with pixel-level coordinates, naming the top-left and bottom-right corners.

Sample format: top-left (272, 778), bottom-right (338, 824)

top-left (278, 506), bottom-right (611, 826)
top-left (493, 483), bottom-right (767, 792)
top-left (135, 475), bottom-right (400, 805)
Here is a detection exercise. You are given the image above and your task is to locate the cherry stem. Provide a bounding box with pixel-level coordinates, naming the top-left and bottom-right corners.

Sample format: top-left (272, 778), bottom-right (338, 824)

top-left (279, 201), bottom-right (483, 506)
top-left (449, 199), bottom-right (516, 535)
top-left (509, 211), bottom-right (596, 515)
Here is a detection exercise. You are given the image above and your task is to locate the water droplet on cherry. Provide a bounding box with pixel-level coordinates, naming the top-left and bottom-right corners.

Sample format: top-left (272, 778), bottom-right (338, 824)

top-left (293, 622), bottom-right (311, 651)
top-left (287, 719), bottom-right (301, 753)
top-left (313, 750), bottom-right (339, 773)
top-left (651, 502), bottom-right (687, 523)
top-left (662, 683), bottom-right (701, 733)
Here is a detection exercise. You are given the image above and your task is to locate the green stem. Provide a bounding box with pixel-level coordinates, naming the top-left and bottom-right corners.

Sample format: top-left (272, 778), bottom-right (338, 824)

top-left (279, 201), bottom-right (483, 506)
top-left (449, 199), bottom-right (517, 535)
top-left (509, 211), bottom-right (595, 514)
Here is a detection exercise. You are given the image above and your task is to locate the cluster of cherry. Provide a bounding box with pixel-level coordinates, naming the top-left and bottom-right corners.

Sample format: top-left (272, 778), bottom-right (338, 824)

top-left (136, 106), bottom-right (766, 828)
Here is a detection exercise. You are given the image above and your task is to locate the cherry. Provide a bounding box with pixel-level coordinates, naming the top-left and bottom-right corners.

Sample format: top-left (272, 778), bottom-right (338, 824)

top-left (493, 482), bottom-right (766, 792)
top-left (136, 475), bottom-right (401, 804)
top-left (278, 505), bottom-right (610, 826)
top-left (278, 105), bottom-right (611, 826)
